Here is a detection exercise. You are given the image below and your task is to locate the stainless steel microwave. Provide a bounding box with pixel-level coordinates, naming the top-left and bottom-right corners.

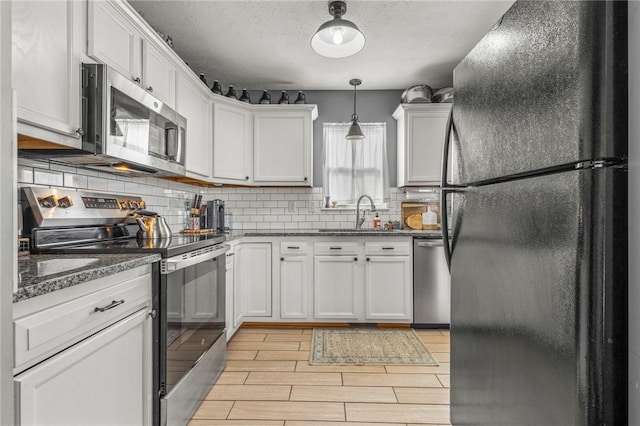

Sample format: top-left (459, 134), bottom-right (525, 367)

top-left (80, 63), bottom-right (186, 176)
top-left (19, 63), bottom-right (187, 176)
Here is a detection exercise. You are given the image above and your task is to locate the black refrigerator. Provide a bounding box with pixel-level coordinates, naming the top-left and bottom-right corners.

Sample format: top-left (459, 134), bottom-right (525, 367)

top-left (441, 1), bottom-right (628, 425)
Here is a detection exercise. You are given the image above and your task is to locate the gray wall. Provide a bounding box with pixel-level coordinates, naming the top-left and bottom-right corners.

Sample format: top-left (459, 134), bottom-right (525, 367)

top-left (629, 2), bottom-right (639, 423)
top-left (249, 90), bottom-right (403, 187)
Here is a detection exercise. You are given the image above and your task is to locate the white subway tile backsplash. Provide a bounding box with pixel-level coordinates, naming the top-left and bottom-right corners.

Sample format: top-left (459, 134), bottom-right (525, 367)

top-left (63, 173), bottom-right (88, 189)
top-left (18, 160), bottom-right (402, 231)
top-left (108, 179), bottom-right (125, 192)
top-left (34, 168), bottom-right (63, 186)
top-left (87, 176), bottom-right (109, 191)
top-left (17, 166), bottom-right (33, 184)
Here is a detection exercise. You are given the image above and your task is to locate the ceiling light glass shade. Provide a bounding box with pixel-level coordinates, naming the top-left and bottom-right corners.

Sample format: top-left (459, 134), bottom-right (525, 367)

top-left (345, 117), bottom-right (365, 140)
top-left (311, 18), bottom-right (365, 58)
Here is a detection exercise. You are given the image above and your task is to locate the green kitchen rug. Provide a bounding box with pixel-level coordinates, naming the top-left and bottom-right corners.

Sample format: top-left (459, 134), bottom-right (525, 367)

top-left (310, 328), bottom-right (439, 365)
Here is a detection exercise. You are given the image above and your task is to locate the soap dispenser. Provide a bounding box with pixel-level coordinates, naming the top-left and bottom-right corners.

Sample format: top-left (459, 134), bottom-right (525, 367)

top-left (421, 206), bottom-right (438, 230)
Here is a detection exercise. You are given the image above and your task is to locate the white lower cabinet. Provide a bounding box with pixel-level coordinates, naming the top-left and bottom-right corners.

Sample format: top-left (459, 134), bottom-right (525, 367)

top-left (236, 242), bottom-right (272, 318)
top-left (365, 256), bottom-right (412, 320)
top-left (15, 308), bottom-right (152, 426)
top-left (279, 243), bottom-right (311, 319)
top-left (313, 256), bottom-right (359, 320)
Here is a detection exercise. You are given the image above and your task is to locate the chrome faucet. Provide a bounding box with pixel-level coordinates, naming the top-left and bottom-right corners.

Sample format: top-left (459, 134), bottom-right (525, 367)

top-left (355, 194), bottom-right (376, 229)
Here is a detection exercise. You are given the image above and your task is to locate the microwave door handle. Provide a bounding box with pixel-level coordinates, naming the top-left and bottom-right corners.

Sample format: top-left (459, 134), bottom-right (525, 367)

top-left (165, 125), bottom-right (178, 159)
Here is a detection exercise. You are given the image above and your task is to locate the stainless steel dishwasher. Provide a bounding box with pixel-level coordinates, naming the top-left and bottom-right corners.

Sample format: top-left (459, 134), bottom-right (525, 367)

top-left (413, 239), bottom-right (451, 328)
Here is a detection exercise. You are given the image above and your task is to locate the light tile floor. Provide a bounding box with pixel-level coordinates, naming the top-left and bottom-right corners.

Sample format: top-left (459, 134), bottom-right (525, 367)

top-left (189, 327), bottom-right (451, 426)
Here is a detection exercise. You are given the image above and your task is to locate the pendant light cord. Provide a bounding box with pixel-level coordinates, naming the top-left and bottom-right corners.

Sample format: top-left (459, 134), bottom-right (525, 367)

top-left (352, 84), bottom-right (358, 121)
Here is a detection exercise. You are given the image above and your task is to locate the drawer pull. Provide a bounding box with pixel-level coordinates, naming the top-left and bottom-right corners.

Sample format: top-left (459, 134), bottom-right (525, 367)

top-left (382, 247), bottom-right (395, 250)
top-left (287, 246), bottom-right (300, 249)
top-left (354, 257), bottom-right (358, 262)
top-left (94, 300), bottom-right (124, 313)
top-left (226, 253), bottom-right (234, 257)
top-left (329, 247), bottom-right (343, 250)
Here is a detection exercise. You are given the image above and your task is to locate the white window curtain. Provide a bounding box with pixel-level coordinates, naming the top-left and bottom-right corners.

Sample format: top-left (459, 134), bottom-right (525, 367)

top-left (322, 122), bottom-right (390, 205)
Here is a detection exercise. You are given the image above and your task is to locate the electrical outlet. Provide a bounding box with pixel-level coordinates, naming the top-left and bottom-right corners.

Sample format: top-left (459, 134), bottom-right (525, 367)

top-left (287, 201), bottom-right (296, 213)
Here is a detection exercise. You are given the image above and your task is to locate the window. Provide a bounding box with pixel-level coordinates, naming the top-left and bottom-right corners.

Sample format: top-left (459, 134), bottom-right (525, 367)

top-left (322, 122), bottom-right (390, 206)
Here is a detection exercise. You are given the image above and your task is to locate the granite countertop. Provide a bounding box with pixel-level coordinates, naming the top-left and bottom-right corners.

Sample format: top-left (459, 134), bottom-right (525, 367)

top-left (15, 253), bottom-right (161, 303)
top-left (226, 228), bottom-right (444, 241)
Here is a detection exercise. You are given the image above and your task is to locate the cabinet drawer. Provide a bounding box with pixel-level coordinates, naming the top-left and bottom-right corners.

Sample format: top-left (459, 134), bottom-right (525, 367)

top-left (280, 242), bottom-right (309, 255)
top-left (14, 273), bottom-right (151, 371)
top-left (365, 241), bottom-right (411, 256)
top-left (314, 242), bottom-right (359, 256)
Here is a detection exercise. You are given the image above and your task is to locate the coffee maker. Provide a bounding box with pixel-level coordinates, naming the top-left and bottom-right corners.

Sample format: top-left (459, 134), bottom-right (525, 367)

top-left (206, 199), bottom-right (225, 232)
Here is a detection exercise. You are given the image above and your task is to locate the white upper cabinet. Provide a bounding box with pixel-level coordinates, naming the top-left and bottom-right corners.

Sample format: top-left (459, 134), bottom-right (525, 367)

top-left (212, 99), bottom-right (253, 184)
top-left (88, 1), bottom-right (176, 108)
top-left (141, 40), bottom-right (176, 109)
top-left (12, 0), bottom-right (83, 146)
top-left (253, 105), bottom-right (317, 186)
top-left (394, 103), bottom-right (452, 186)
top-left (88, 0), bottom-right (141, 82)
top-left (176, 73), bottom-right (212, 179)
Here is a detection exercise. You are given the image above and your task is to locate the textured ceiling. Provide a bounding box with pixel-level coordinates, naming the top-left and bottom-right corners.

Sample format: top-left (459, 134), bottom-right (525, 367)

top-left (131, 0), bottom-right (515, 90)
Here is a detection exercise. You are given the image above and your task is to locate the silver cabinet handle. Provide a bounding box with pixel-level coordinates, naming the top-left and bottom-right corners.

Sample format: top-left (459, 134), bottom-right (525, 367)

top-left (148, 309), bottom-right (157, 319)
top-left (329, 247), bottom-right (342, 250)
top-left (287, 246), bottom-right (300, 249)
top-left (94, 300), bottom-right (124, 312)
top-left (147, 86), bottom-right (153, 92)
top-left (382, 247), bottom-right (395, 250)
top-left (133, 77), bottom-right (141, 84)
top-left (226, 253), bottom-right (234, 257)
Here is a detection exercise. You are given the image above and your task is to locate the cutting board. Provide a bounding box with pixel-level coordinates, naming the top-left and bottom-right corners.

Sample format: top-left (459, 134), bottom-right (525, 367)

top-left (401, 202), bottom-right (441, 230)
top-left (405, 214), bottom-right (423, 230)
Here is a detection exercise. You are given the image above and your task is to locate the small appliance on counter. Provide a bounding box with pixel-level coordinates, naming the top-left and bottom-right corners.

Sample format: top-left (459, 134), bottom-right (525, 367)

top-left (207, 199), bottom-right (225, 232)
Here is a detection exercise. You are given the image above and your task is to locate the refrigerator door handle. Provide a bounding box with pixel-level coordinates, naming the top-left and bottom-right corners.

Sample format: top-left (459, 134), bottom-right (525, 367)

top-left (440, 108), bottom-right (466, 271)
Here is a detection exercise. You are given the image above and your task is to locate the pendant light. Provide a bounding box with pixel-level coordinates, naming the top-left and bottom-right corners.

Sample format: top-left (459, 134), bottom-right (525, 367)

top-left (311, 1), bottom-right (365, 59)
top-left (346, 78), bottom-right (364, 140)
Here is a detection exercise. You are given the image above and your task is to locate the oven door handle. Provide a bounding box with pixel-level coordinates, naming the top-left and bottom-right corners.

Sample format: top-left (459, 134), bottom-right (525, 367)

top-left (161, 245), bottom-right (229, 274)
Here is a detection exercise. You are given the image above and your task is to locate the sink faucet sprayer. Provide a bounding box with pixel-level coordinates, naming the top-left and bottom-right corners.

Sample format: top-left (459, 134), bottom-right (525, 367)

top-left (355, 194), bottom-right (376, 229)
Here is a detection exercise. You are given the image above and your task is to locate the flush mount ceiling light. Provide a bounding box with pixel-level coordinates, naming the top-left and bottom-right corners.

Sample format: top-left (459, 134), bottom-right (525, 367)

top-left (311, 1), bottom-right (365, 59)
top-left (345, 78), bottom-right (364, 140)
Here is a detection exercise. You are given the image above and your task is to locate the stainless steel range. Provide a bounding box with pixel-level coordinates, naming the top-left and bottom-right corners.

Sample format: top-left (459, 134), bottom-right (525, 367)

top-left (21, 187), bottom-right (228, 426)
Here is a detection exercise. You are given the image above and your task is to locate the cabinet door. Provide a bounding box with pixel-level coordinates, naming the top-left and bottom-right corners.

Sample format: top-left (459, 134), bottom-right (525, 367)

top-left (314, 256), bottom-right (359, 320)
top-left (15, 309), bottom-right (152, 426)
top-left (253, 111), bottom-right (312, 185)
top-left (176, 73), bottom-right (212, 179)
top-left (405, 105), bottom-right (451, 184)
top-left (364, 256), bottom-right (412, 321)
top-left (236, 243), bottom-right (272, 317)
top-left (12, 0), bottom-right (81, 143)
top-left (212, 102), bottom-right (252, 183)
top-left (280, 256), bottom-right (309, 319)
top-left (141, 40), bottom-right (176, 109)
top-left (88, 0), bottom-right (141, 82)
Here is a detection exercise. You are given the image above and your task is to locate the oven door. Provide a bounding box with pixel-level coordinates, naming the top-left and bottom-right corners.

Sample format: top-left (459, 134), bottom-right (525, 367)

top-left (159, 244), bottom-right (228, 426)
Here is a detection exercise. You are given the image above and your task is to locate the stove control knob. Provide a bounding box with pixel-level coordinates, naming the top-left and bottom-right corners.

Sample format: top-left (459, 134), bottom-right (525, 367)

top-left (138, 200), bottom-right (146, 209)
top-left (119, 201), bottom-right (129, 210)
top-left (38, 195), bottom-right (57, 208)
top-left (128, 200), bottom-right (138, 210)
top-left (57, 196), bottom-right (73, 209)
